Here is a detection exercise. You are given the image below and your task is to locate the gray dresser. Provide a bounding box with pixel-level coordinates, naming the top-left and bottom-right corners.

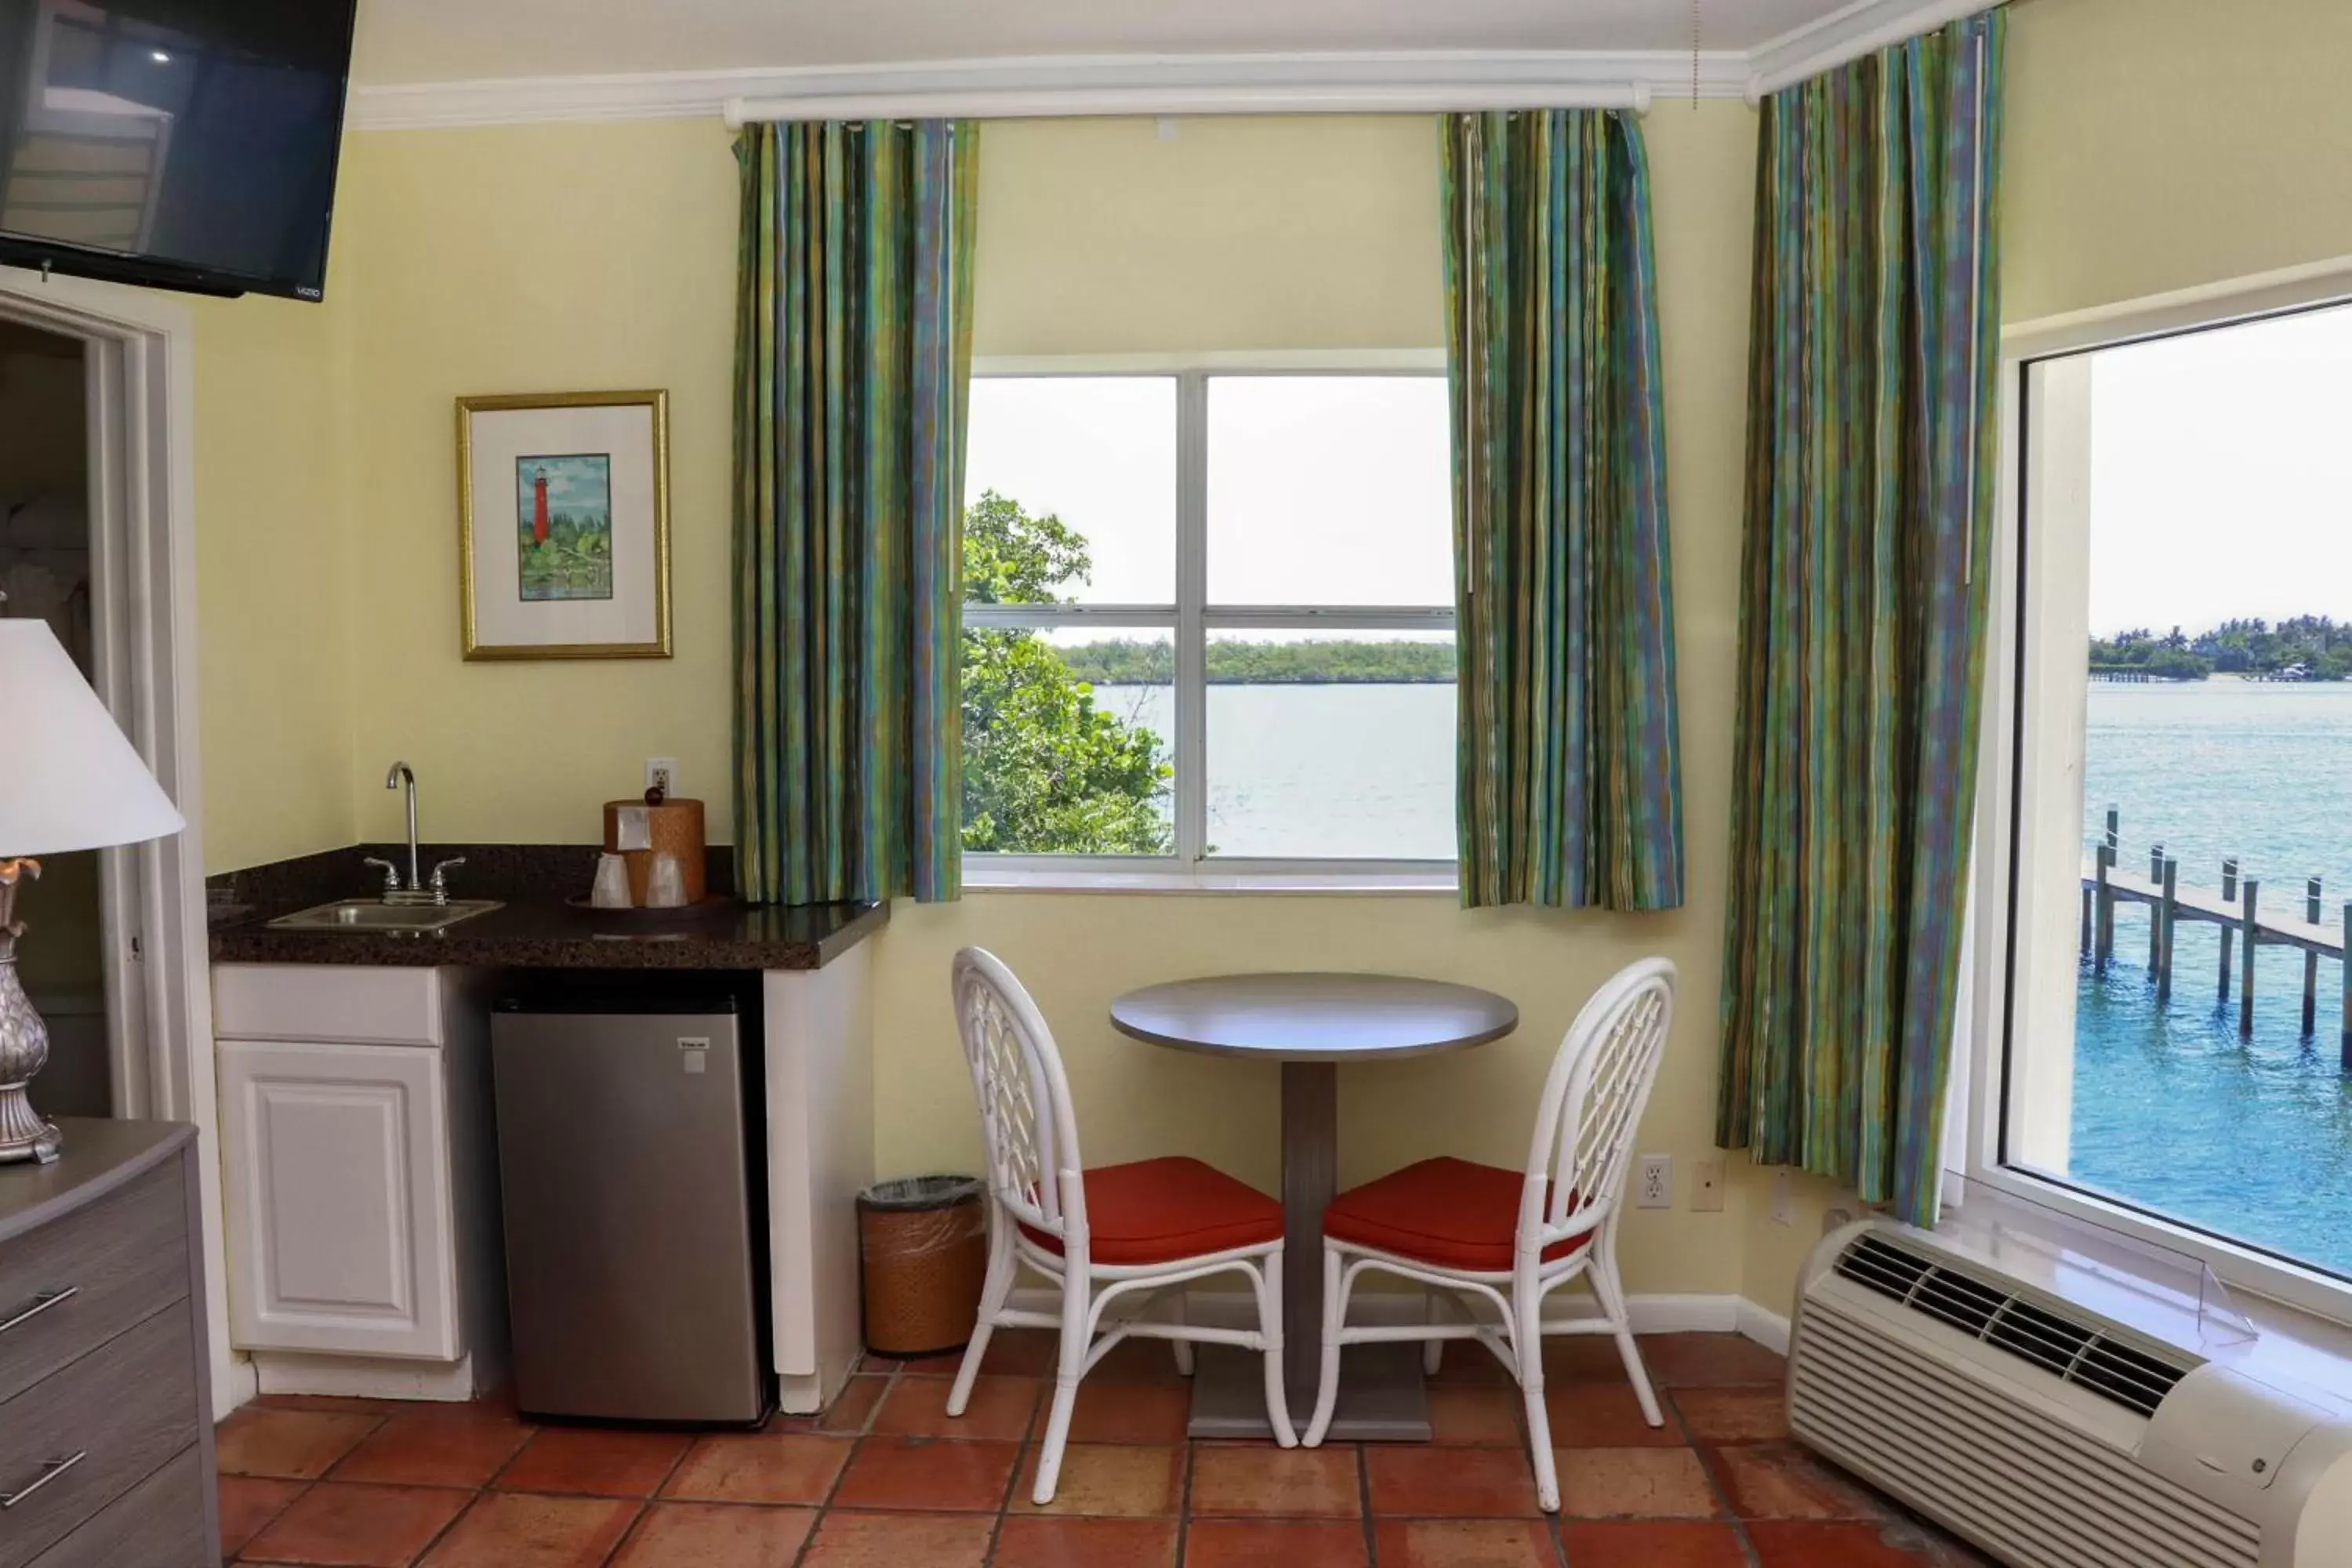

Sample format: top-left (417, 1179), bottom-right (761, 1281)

top-left (0, 1120), bottom-right (219, 1568)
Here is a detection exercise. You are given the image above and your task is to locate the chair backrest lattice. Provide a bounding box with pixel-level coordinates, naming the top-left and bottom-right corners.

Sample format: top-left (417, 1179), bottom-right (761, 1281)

top-left (1527, 957), bottom-right (1677, 1244)
top-left (952, 946), bottom-right (1085, 1241)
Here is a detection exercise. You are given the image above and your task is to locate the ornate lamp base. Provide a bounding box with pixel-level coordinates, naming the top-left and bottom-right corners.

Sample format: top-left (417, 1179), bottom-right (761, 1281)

top-left (0, 859), bottom-right (60, 1165)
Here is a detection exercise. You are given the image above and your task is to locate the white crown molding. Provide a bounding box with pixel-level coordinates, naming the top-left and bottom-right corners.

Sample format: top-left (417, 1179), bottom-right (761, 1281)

top-left (1744, 0), bottom-right (2009, 102)
top-left (346, 49), bottom-right (1750, 132)
top-left (344, 2), bottom-right (2003, 132)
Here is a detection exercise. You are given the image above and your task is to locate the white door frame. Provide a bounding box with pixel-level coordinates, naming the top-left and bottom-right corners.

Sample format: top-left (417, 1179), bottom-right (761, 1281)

top-left (0, 263), bottom-right (239, 1411)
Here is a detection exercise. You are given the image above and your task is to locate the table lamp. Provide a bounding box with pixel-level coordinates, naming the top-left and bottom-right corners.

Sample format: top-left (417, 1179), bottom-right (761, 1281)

top-left (0, 616), bottom-right (185, 1163)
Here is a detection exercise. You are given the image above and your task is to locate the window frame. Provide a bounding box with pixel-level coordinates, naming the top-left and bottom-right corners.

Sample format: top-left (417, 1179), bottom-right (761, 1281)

top-left (962, 352), bottom-right (1460, 891)
top-left (1966, 257), bottom-right (2352, 1327)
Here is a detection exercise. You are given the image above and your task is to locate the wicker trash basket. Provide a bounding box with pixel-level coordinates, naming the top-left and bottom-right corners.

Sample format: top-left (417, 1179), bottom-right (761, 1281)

top-left (858, 1176), bottom-right (987, 1358)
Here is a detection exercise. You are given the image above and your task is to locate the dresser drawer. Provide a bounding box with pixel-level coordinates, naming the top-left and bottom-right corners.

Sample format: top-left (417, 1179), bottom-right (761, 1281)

top-left (0, 1161), bottom-right (188, 1407)
top-left (0, 1308), bottom-right (201, 1568)
top-left (26, 1447), bottom-right (207, 1568)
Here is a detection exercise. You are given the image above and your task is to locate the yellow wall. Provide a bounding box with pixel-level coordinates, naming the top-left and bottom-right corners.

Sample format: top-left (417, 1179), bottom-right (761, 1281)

top-left (975, 116), bottom-right (1444, 357)
top-left (2003, 0), bottom-right (2352, 324)
top-left (191, 281), bottom-right (358, 871)
top-left (336, 122), bottom-right (741, 847)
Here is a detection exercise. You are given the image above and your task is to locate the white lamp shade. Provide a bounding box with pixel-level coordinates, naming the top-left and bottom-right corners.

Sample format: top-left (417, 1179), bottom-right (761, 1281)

top-left (0, 619), bottom-right (185, 857)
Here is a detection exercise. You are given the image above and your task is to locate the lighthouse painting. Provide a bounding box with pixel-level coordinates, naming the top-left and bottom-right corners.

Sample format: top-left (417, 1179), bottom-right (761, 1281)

top-left (513, 452), bottom-right (614, 601)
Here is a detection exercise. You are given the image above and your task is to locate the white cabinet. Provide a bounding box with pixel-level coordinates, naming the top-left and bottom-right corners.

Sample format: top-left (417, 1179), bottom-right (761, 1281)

top-left (212, 965), bottom-right (502, 1397)
top-left (217, 1039), bottom-right (454, 1359)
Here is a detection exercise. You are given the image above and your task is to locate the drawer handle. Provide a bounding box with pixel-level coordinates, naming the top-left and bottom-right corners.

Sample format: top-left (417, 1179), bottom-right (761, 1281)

top-left (0, 1451), bottom-right (86, 1510)
top-left (0, 1287), bottom-right (78, 1336)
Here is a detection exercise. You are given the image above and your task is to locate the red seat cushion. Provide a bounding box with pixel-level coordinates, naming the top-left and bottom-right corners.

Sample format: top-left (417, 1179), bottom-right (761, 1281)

top-left (1323, 1156), bottom-right (1590, 1273)
top-left (1020, 1156), bottom-right (1283, 1266)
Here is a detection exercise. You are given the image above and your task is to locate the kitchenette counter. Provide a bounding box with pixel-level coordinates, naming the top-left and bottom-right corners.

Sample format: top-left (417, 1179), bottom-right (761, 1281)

top-left (205, 843), bottom-right (886, 971)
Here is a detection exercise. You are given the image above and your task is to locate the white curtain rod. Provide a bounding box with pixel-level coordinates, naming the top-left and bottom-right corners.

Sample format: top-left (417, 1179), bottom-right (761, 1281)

top-left (1745, 0), bottom-right (2006, 103)
top-left (722, 82), bottom-right (1653, 129)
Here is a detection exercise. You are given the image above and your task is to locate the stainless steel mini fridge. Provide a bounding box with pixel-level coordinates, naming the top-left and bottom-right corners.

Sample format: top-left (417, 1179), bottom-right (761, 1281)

top-left (491, 983), bottom-right (768, 1424)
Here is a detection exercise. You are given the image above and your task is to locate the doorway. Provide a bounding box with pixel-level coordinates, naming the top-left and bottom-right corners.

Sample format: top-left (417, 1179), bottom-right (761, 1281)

top-left (0, 316), bottom-right (107, 1116)
top-left (0, 263), bottom-right (229, 1408)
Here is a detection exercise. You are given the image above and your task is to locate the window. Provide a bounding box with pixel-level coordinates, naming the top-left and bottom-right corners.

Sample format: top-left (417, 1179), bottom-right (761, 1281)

top-left (1986, 273), bottom-right (2352, 1318)
top-left (960, 368), bottom-right (1457, 880)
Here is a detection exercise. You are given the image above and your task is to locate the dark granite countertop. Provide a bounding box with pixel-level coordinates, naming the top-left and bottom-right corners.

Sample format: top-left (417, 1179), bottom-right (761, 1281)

top-left (205, 843), bottom-right (887, 971)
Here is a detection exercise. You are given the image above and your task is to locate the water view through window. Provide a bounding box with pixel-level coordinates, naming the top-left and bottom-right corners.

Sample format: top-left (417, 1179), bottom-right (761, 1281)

top-left (959, 374), bottom-right (1456, 864)
top-left (2024, 302), bottom-right (2352, 1278)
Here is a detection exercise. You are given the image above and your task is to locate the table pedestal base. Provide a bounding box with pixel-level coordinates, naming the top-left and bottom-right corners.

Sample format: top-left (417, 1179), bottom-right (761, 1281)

top-left (1183, 1343), bottom-right (1431, 1443)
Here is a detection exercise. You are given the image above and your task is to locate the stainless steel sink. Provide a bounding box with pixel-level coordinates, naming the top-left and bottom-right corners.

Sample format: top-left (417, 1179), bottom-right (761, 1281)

top-left (267, 899), bottom-right (503, 933)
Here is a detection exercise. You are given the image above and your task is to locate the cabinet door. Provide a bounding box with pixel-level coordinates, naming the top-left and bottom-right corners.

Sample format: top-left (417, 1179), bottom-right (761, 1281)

top-left (217, 1039), bottom-right (456, 1359)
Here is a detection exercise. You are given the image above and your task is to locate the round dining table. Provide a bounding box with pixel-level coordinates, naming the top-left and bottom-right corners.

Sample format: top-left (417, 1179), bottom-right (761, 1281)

top-left (1110, 972), bottom-right (1519, 1441)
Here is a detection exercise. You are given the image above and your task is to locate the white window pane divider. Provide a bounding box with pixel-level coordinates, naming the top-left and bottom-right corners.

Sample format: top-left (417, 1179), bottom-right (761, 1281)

top-left (962, 604), bottom-right (1178, 630)
top-left (1176, 370), bottom-right (1210, 868)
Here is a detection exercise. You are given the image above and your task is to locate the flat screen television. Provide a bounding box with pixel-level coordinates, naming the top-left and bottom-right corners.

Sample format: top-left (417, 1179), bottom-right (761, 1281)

top-left (0, 0), bottom-right (358, 300)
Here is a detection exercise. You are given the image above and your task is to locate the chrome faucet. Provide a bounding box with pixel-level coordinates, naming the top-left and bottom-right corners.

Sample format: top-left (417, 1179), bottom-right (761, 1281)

top-left (368, 763), bottom-right (466, 906)
top-left (387, 760), bottom-right (419, 892)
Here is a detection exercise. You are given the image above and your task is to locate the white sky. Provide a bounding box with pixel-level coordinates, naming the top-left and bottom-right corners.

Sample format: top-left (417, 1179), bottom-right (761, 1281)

top-left (964, 375), bottom-right (1453, 608)
top-left (2088, 303), bottom-right (2352, 636)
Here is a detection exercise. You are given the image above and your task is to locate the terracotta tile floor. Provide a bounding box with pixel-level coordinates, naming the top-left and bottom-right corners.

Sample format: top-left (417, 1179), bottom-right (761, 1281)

top-left (216, 1332), bottom-right (1997, 1566)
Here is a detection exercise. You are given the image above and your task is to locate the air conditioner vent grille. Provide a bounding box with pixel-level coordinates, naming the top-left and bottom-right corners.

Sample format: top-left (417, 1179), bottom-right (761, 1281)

top-left (1831, 1233), bottom-right (2193, 1419)
top-left (1791, 1298), bottom-right (2260, 1568)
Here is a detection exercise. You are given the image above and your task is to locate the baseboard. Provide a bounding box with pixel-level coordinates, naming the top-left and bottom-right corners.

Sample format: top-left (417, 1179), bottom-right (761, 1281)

top-left (217, 1348), bottom-right (260, 1419)
top-left (1006, 1286), bottom-right (1769, 1341)
top-left (252, 1350), bottom-right (483, 1403)
top-left (1737, 1297), bottom-right (1793, 1356)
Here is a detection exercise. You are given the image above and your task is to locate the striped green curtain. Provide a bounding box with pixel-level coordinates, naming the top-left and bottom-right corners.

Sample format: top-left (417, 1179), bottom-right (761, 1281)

top-left (1445, 111), bottom-right (1684, 912)
top-left (732, 120), bottom-right (977, 905)
top-left (1716, 13), bottom-right (2007, 1226)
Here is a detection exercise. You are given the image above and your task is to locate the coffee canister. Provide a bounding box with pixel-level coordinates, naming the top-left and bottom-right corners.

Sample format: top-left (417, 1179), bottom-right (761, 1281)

top-left (601, 797), bottom-right (706, 906)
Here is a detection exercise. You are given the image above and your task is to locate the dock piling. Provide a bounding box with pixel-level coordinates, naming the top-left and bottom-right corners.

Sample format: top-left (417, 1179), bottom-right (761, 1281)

top-left (2220, 858), bottom-right (2240, 1002)
top-left (2147, 844), bottom-right (2167, 975)
top-left (2241, 878), bottom-right (2260, 1040)
top-left (2307, 877), bottom-right (2325, 1037)
top-left (2095, 844), bottom-right (2116, 971)
top-left (2343, 902), bottom-right (2351, 1073)
top-left (2157, 858), bottom-right (2180, 1005)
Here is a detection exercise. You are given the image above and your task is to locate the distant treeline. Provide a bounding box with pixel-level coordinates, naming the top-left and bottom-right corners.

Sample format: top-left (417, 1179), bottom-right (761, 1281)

top-left (2089, 617), bottom-right (2352, 681)
top-left (1057, 637), bottom-right (1457, 685)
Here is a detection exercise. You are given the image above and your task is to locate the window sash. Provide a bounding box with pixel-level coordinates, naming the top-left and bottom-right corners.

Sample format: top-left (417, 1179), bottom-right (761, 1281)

top-left (962, 365), bottom-right (1458, 876)
top-left (1972, 261), bottom-right (2352, 1327)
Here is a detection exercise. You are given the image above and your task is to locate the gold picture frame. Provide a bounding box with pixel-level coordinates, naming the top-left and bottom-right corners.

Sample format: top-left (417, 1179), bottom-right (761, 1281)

top-left (456, 389), bottom-right (673, 660)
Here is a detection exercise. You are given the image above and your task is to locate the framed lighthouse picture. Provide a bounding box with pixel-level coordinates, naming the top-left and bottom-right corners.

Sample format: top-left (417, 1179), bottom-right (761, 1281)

top-left (456, 390), bottom-right (672, 659)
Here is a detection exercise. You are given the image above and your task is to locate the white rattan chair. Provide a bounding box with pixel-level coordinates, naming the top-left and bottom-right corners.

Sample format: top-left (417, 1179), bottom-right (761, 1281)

top-left (946, 948), bottom-right (1297, 1502)
top-left (1301, 956), bottom-right (1676, 1512)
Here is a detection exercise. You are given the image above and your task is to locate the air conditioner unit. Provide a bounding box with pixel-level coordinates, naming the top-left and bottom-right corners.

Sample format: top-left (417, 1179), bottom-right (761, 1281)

top-left (1790, 1221), bottom-right (2352, 1568)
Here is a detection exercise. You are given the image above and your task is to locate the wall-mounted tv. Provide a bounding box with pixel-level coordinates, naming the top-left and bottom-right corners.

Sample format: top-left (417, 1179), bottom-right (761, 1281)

top-left (0, 0), bottom-right (358, 300)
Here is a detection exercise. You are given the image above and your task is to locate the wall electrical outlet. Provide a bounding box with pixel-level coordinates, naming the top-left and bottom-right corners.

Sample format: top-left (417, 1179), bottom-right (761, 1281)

top-left (1771, 1167), bottom-right (1796, 1226)
top-left (645, 757), bottom-right (678, 797)
top-left (1635, 1154), bottom-right (1671, 1209)
top-left (1690, 1156), bottom-right (1726, 1212)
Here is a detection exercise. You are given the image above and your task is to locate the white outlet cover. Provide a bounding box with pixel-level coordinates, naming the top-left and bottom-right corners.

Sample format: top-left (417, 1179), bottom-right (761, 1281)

top-left (1771, 1167), bottom-right (1795, 1225)
top-left (1635, 1153), bottom-right (1671, 1209)
top-left (645, 756), bottom-right (679, 796)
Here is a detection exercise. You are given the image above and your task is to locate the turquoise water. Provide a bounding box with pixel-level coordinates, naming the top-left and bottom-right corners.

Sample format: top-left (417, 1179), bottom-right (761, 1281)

top-left (2073, 679), bottom-right (2352, 1276)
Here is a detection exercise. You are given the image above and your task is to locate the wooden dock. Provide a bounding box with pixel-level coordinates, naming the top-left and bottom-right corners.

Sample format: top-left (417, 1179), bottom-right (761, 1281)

top-left (2080, 806), bottom-right (2352, 1067)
